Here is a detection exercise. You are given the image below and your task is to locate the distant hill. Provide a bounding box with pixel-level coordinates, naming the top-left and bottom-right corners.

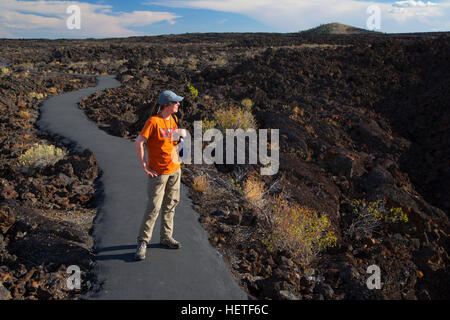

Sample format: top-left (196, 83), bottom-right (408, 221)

top-left (299, 22), bottom-right (381, 35)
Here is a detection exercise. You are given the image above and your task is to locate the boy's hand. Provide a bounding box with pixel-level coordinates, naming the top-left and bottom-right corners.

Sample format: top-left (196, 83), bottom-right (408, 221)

top-left (144, 166), bottom-right (159, 178)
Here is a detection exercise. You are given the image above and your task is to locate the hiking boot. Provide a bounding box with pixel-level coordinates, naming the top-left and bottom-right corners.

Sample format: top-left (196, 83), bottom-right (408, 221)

top-left (135, 241), bottom-right (147, 260)
top-left (160, 237), bottom-right (181, 249)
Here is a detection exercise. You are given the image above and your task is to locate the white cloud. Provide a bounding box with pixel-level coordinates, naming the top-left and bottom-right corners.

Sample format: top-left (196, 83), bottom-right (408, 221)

top-left (0, 0), bottom-right (181, 38)
top-left (393, 1), bottom-right (437, 7)
top-left (389, 7), bottom-right (409, 14)
top-left (146, 0), bottom-right (450, 33)
top-left (388, 0), bottom-right (446, 26)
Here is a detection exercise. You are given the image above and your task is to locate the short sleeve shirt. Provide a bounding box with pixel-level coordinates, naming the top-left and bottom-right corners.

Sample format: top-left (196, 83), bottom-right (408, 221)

top-left (140, 114), bottom-right (180, 175)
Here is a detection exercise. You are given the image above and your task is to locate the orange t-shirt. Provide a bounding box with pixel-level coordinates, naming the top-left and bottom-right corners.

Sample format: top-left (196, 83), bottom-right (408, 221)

top-left (140, 114), bottom-right (180, 175)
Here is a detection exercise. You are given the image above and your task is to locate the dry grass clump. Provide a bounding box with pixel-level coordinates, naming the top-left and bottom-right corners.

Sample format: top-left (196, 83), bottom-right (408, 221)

top-left (162, 57), bottom-right (183, 65)
top-left (192, 173), bottom-right (210, 193)
top-left (243, 175), bottom-right (265, 207)
top-left (211, 57), bottom-right (227, 67)
top-left (28, 92), bottom-right (44, 100)
top-left (17, 110), bottom-right (31, 120)
top-left (287, 105), bottom-right (306, 123)
top-left (68, 61), bottom-right (88, 70)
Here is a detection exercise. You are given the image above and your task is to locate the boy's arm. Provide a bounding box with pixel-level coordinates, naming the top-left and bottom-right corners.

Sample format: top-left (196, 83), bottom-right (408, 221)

top-left (134, 135), bottom-right (159, 177)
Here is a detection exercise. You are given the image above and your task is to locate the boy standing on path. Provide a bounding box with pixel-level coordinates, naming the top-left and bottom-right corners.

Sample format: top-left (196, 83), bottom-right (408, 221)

top-left (134, 90), bottom-right (186, 261)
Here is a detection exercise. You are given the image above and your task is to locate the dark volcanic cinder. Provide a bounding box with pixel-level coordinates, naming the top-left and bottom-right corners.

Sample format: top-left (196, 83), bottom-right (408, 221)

top-left (0, 67), bottom-right (97, 300)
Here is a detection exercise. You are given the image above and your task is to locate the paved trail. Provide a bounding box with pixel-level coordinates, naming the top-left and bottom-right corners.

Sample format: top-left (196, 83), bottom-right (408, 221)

top-left (36, 74), bottom-right (248, 300)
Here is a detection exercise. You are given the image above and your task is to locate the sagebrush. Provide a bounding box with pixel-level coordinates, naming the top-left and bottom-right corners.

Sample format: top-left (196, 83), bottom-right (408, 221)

top-left (346, 199), bottom-right (408, 238)
top-left (16, 143), bottom-right (66, 172)
top-left (209, 105), bottom-right (257, 132)
top-left (260, 194), bottom-right (337, 266)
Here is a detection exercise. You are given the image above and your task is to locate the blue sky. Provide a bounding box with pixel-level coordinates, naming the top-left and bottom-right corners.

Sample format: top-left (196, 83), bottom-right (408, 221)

top-left (0, 0), bottom-right (449, 38)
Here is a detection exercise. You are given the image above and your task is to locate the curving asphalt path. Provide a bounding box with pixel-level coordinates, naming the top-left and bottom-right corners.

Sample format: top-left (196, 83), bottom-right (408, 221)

top-left (36, 74), bottom-right (248, 300)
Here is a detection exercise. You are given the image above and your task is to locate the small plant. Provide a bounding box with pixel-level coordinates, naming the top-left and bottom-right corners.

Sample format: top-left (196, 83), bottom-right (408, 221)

top-left (241, 98), bottom-right (253, 110)
top-left (387, 206), bottom-right (408, 223)
top-left (346, 199), bottom-right (408, 238)
top-left (68, 61), bottom-right (88, 70)
top-left (186, 57), bottom-right (198, 71)
top-left (261, 194), bottom-right (337, 266)
top-left (16, 143), bottom-right (66, 172)
top-left (17, 110), bottom-right (31, 120)
top-left (186, 82), bottom-right (198, 99)
top-left (47, 87), bottom-right (58, 94)
top-left (211, 57), bottom-right (227, 67)
top-left (243, 175), bottom-right (265, 207)
top-left (293, 106), bottom-right (304, 117)
top-left (162, 57), bottom-right (181, 65)
top-left (113, 59), bottom-right (128, 67)
top-left (1, 67), bottom-right (10, 75)
top-left (192, 173), bottom-right (209, 193)
top-left (230, 178), bottom-right (244, 194)
top-left (353, 199), bottom-right (408, 223)
top-left (214, 105), bottom-right (257, 131)
top-left (28, 92), bottom-right (44, 100)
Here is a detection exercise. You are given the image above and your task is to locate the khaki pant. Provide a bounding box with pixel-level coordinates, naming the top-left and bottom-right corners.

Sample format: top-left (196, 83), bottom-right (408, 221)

top-left (137, 168), bottom-right (181, 244)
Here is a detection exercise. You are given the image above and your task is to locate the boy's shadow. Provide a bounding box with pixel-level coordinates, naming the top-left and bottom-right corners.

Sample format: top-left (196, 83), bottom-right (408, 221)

top-left (94, 244), bottom-right (164, 263)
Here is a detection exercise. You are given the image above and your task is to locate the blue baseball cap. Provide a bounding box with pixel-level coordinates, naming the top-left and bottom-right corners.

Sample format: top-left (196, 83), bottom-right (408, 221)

top-left (158, 90), bottom-right (184, 106)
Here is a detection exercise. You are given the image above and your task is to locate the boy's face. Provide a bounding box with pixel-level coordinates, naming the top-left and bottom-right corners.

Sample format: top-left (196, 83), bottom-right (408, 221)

top-left (165, 101), bottom-right (180, 113)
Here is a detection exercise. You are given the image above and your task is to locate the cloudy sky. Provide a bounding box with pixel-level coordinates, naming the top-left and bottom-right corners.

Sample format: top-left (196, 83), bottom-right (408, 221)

top-left (0, 0), bottom-right (448, 38)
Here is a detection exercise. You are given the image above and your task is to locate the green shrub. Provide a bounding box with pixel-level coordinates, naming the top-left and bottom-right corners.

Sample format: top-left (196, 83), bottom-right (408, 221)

top-left (261, 194), bottom-right (337, 266)
top-left (16, 143), bottom-right (66, 172)
top-left (230, 178), bottom-right (244, 194)
top-left (186, 82), bottom-right (198, 99)
top-left (241, 98), bottom-right (253, 110)
top-left (213, 105), bottom-right (257, 131)
top-left (346, 199), bottom-right (408, 238)
top-left (352, 199), bottom-right (408, 223)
